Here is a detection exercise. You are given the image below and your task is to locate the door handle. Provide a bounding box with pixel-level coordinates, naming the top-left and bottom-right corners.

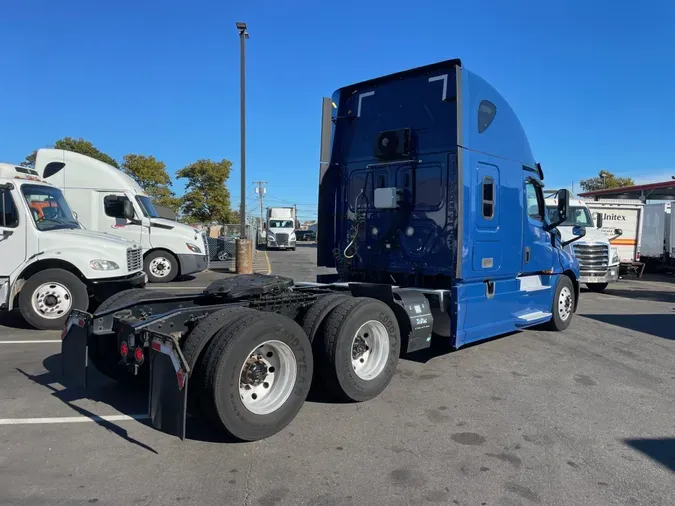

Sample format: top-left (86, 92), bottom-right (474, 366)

top-left (1, 230), bottom-right (13, 237)
top-left (524, 247), bottom-right (530, 263)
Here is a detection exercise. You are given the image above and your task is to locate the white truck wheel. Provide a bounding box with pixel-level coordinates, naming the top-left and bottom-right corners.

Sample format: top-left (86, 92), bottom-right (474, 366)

top-left (18, 268), bottom-right (89, 331)
top-left (144, 250), bottom-right (179, 283)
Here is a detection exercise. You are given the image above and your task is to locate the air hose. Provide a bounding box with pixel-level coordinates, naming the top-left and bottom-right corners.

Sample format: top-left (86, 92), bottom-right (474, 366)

top-left (343, 190), bottom-right (366, 260)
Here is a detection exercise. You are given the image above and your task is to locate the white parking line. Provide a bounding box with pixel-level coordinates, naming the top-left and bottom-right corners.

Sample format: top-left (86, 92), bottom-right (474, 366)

top-left (0, 340), bottom-right (61, 344)
top-left (0, 414), bottom-right (150, 425)
top-left (146, 286), bottom-right (206, 290)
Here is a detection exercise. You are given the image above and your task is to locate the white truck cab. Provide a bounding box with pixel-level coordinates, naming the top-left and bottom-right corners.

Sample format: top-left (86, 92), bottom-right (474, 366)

top-left (545, 196), bottom-right (620, 292)
top-left (266, 207), bottom-right (296, 250)
top-left (35, 149), bottom-right (209, 283)
top-left (0, 163), bottom-right (146, 330)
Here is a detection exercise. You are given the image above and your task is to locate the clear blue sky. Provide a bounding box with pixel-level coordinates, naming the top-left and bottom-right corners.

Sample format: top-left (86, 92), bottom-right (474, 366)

top-left (1, 0), bottom-right (673, 222)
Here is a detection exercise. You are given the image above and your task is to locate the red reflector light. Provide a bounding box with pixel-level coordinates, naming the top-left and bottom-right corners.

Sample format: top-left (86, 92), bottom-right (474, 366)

top-left (120, 341), bottom-right (129, 357)
top-left (134, 347), bottom-right (144, 363)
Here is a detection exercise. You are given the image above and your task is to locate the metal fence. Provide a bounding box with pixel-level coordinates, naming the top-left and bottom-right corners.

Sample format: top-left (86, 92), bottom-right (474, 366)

top-left (206, 223), bottom-right (259, 268)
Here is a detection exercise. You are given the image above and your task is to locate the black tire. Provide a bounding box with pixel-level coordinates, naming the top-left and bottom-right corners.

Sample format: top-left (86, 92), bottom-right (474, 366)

top-left (88, 288), bottom-right (171, 385)
top-left (19, 268), bottom-right (89, 331)
top-left (144, 250), bottom-right (179, 283)
top-left (586, 282), bottom-right (608, 293)
top-left (291, 248), bottom-right (296, 251)
top-left (200, 312), bottom-right (313, 442)
top-left (317, 297), bottom-right (401, 402)
top-left (545, 275), bottom-right (575, 331)
top-left (301, 293), bottom-right (351, 343)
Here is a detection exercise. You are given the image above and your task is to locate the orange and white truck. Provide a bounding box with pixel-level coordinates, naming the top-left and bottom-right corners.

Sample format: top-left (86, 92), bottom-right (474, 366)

top-left (585, 199), bottom-right (644, 268)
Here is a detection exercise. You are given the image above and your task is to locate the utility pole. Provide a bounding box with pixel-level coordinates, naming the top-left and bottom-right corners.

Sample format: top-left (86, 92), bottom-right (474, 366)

top-left (253, 180), bottom-right (267, 231)
top-left (293, 203), bottom-right (297, 228)
top-left (236, 21), bottom-right (249, 238)
top-left (235, 22), bottom-right (252, 274)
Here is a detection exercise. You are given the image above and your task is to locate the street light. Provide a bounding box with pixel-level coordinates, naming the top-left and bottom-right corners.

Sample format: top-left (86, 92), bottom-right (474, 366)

top-left (237, 21), bottom-right (249, 238)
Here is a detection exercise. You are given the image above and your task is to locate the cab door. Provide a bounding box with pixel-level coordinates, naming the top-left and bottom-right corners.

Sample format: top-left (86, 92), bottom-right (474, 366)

top-left (521, 175), bottom-right (555, 274)
top-left (0, 185), bottom-right (26, 277)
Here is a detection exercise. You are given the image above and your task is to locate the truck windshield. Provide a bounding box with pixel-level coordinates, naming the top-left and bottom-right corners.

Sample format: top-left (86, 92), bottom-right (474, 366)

top-left (136, 195), bottom-right (159, 218)
top-left (21, 184), bottom-right (81, 231)
top-left (269, 220), bottom-right (293, 228)
top-left (546, 206), bottom-right (593, 227)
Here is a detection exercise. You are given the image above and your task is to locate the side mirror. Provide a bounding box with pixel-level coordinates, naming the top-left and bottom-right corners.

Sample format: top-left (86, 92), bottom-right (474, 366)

top-left (123, 200), bottom-right (135, 220)
top-left (562, 225), bottom-right (586, 247)
top-left (545, 188), bottom-right (569, 231)
top-left (596, 213), bottom-right (603, 228)
top-left (72, 211), bottom-right (78, 221)
top-left (614, 228), bottom-right (623, 236)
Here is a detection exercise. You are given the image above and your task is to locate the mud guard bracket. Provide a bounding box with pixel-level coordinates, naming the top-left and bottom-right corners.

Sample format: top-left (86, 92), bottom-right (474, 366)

top-left (148, 333), bottom-right (190, 441)
top-left (60, 310), bottom-right (92, 389)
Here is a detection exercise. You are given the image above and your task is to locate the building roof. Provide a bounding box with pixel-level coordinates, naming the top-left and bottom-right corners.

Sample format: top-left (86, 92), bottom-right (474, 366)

top-left (578, 180), bottom-right (675, 201)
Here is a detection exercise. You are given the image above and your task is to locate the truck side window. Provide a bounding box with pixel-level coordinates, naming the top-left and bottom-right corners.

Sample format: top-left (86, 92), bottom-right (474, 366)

top-left (478, 100), bottom-right (497, 134)
top-left (525, 182), bottom-right (544, 221)
top-left (482, 177), bottom-right (494, 219)
top-left (103, 195), bottom-right (127, 218)
top-left (1, 189), bottom-right (19, 228)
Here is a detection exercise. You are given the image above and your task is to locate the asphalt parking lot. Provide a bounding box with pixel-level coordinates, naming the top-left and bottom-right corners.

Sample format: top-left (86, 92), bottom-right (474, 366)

top-left (1, 246), bottom-right (674, 505)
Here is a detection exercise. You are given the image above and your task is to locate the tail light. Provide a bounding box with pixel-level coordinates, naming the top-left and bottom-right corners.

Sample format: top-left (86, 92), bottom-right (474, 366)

top-left (134, 347), bottom-right (144, 364)
top-left (120, 341), bottom-right (129, 357)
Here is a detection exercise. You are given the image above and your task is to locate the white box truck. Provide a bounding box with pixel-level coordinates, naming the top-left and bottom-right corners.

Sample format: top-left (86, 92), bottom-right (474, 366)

top-left (0, 163), bottom-right (146, 330)
top-left (266, 206), bottom-right (296, 250)
top-left (35, 149), bottom-right (209, 283)
top-left (545, 195), bottom-right (621, 292)
top-left (584, 199), bottom-right (644, 268)
top-left (641, 202), bottom-right (675, 268)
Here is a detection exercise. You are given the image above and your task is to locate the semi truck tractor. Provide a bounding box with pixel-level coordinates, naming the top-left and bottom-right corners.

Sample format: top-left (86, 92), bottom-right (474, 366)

top-left (61, 58), bottom-right (584, 442)
top-left (545, 195), bottom-right (621, 292)
top-left (0, 163), bottom-right (146, 330)
top-left (35, 149), bottom-right (209, 283)
top-left (266, 206), bottom-right (296, 250)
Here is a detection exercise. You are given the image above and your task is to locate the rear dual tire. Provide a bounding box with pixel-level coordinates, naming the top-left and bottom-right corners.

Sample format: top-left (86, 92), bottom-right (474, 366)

top-left (197, 310), bottom-right (313, 442)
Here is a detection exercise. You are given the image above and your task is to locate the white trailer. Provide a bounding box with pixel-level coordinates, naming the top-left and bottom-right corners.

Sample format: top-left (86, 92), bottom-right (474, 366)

top-left (641, 202), bottom-right (675, 268)
top-left (36, 149), bottom-right (209, 283)
top-left (0, 163), bottom-right (146, 330)
top-left (266, 207), bottom-right (296, 250)
top-left (584, 199), bottom-right (644, 271)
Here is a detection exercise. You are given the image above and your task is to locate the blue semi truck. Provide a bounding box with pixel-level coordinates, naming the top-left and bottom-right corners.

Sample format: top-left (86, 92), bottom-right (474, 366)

top-left (61, 59), bottom-right (585, 442)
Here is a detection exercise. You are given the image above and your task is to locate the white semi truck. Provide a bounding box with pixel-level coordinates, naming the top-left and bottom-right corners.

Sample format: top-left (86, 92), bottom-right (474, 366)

top-left (266, 206), bottom-right (296, 250)
top-left (585, 199), bottom-right (644, 269)
top-left (0, 163), bottom-right (146, 330)
top-left (35, 149), bottom-right (209, 283)
top-left (545, 195), bottom-right (621, 292)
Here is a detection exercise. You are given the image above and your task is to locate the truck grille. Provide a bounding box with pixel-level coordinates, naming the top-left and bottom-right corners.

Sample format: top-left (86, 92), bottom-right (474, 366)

top-left (276, 233), bottom-right (289, 246)
top-left (573, 243), bottom-right (609, 273)
top-left (126, 247), bottom-right (142, 272)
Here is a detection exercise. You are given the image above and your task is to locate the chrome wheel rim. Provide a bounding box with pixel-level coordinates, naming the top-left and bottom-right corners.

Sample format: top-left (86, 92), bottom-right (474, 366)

top-left (558, 286), bottom-right (573, 321)
top-left (149, 257), bottom-right (172, 278)
top-left (31, 282), bottom-right (72, 319)
top-left (239, 340), bottom-right (297, 415)
top-left (351, 320), bottom-right (390, 380)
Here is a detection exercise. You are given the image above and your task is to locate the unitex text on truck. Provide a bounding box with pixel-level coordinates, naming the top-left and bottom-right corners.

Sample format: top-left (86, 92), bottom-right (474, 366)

top-left (0, 163), bottom-right (146, 330)
top-left (61, 59), bottom-right (584, 442)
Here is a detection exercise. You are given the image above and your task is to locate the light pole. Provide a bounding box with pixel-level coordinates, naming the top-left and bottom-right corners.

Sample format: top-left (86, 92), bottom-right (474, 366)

top-left (235, 21), bottom-right (252, 274)
top-left (236, 21), bottom-right (249, 238)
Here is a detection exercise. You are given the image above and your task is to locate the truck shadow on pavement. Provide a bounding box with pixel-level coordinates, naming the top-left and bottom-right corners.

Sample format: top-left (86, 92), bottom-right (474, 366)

top-left (597, 287), bottom-right (675, 304)
top-left (624, 438), bottom-right (675, 472)
top-left (17, 354), bottom-right (263, 446)
top-left (581, 313), bottom-right (674, 340)
top-left (0, 310), bottom-right (33, 330)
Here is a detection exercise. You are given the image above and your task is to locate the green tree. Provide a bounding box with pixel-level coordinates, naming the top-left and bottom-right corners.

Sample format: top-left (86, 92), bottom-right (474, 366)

top-left (121, 154), bottom-right (180, 212)
top-left (579, 170), bottom-right (635, 192)
top-left (176, 158), bottom-right (235, 224)
top-left (21, 137), bottom-right (119, 169)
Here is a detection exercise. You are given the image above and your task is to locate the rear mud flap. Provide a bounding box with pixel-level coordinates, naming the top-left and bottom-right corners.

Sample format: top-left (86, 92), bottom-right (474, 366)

top-left (148, 335), bottom-right (191, 440)
top-left (60, 311), bottom-right (92, 388)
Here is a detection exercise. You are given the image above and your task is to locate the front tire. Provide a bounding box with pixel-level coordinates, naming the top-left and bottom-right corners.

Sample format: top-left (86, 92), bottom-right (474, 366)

top-left (546, 275), bottom-right (575, 331)
top-left (316, 297), bottom-right (401, 402)
top-left (201, 312), bottom-right (313, 441)
top-left (144, 250), bottom-right (179, 283)
top-left (19, 268), bottom-right (89, 331)
top-left (586, 282), bottom-right (608, 293)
